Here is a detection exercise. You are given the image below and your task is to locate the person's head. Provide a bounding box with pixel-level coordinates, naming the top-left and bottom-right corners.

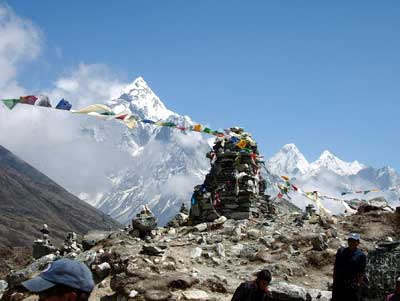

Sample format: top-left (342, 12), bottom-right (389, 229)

top-left (21, 259), bottom-right (94, 301)
top-left (396, 277), bottom-right (400, 294)
top-left (347, 233), bottom-right (360, 250)
top-left (256, 269), bottom-right (272, 291)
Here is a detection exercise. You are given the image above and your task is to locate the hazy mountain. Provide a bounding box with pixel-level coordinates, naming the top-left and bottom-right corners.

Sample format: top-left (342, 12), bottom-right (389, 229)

top-left (0, 144), bottom-right (121, 247)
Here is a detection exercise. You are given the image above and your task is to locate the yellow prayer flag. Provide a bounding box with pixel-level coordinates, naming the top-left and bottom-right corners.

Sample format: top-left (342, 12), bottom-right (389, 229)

top-left (193, 124), bottom-right (202, 132)
top-left (281, 175), bottom-right (290, 181)
top-left (123, 117), bottom-right (137, 129)
top-left (72, 104), bottom-right (113, 115)
top-left (236, 139), bottom-right (247, 149)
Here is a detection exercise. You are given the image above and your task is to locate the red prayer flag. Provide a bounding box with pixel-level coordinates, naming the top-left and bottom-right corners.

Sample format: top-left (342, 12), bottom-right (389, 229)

top-left (20, 95), bottom-right (37, 105)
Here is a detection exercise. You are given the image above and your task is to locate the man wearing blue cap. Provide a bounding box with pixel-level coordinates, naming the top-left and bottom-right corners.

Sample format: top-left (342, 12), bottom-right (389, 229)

top-left (6, 258), bottom-right (95, 301)
top-left (332, 233), bottom-right (367, 301)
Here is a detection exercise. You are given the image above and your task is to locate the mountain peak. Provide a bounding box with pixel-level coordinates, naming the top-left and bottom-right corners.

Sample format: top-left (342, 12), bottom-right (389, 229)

top-left (310, 150), bottom-right (365, 176)
top-left (116, 77), bottom-right (175, 121)
top-left (267, 144), bottom-right (310, 175)
top-left (319, 150), bottom-right (336, 159)
top-left (282, 143), bottom-right (301, 153)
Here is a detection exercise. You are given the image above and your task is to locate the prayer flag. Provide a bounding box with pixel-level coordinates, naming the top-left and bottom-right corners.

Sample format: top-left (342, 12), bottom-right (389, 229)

top-left (55, 99), bottom-right (72, 111)
top-left (281, 175), bottom-right (290, 181)
top-left (36, 96), bottom-right (52, 107)
top-left (20, 95), bottom-right (37, 105)
top-left (236, 139), bottom-right (247, 149)
top-left (192, 124), bottom-right (202, 132)
top-left (141, 119), bottom-right (156, 124)
top-left (203, 127), bottom-right (212, 134)
top-left (121, 115), bottom-right (137, 129)
top-left (1, 99), bottom-right (20, 110)
top-left (72, 104), bottom-right (113, 115)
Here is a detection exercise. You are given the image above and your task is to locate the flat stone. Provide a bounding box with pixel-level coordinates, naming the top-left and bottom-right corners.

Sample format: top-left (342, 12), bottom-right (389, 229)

top-left (190, 247), bottom-right (203, 258)
top-left (145, 290), bottom-right (172, 301)
top-left (182, 289), bottom-right (210, 300)
top-left (0, 280), bottom-right (8, 294)
top-left (215, 243), bottom-right (225, 257)
top-left (194, 223), bottom-right (208, 232)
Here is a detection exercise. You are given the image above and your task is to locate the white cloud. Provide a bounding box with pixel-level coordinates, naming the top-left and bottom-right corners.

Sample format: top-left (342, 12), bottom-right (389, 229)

top-left (46, 63), bottom-right (127, 108)
top-left (0, 4), bottom-right (42, 97)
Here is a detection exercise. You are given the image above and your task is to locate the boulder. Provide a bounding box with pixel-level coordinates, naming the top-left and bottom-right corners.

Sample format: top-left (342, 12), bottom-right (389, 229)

top-left (7, 254), bottom-right (58, 286)
top-left (182, 289), bottom-right (210, 300)
top-left (269, 282), bottom-right (310, 301)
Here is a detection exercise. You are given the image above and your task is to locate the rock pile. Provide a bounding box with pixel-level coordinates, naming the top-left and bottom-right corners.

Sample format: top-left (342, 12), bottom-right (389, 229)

top-left (189, 127), bottom-right (269, 223)
top-left (130, 205), bottom-right (157, 238)
top-left (32, 224), bottom-right (56, 259)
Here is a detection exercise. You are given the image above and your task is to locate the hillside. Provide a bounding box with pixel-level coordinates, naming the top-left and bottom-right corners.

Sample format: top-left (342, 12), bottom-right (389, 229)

top-left (0, 144), bottom-right (121, 248)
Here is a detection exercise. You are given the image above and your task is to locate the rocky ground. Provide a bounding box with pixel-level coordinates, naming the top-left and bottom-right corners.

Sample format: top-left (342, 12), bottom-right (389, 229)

top-left (1, 202), bottom-right (399, 301)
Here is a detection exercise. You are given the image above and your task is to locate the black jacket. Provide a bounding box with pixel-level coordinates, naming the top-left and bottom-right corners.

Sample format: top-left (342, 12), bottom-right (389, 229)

top-left (231, 281), bottom-right (269, 301)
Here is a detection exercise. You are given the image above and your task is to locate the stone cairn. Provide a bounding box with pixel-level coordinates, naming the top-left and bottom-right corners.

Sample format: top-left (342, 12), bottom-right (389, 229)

top-left (189, 127), bottom-right (268, 224)
top-left (130, 205), bottom-right (157, 238)
top-left (60, 232), bottom-right (81, 255)
top-left (32, 224), bottom-right (56, 259)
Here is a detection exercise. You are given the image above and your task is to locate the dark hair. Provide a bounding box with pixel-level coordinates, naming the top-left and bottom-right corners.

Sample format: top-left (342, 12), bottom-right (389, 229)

top-left (39, 284), bottom-right (90, 301)
top-left (257, 269), bottom-right (272, 283)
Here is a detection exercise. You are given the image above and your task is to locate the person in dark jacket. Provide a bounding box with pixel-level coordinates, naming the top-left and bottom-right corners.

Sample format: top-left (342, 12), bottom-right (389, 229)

top-left (386, 277), bottom-right (400, 301)
top-left (332, 233), bottom-right (367, 301)
top-left (231, 269), bottom-right (272, 301)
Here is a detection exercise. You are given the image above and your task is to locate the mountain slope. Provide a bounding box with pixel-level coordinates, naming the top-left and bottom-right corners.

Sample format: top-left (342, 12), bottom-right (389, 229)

top-left (0, 144), bottom-right (121, 247)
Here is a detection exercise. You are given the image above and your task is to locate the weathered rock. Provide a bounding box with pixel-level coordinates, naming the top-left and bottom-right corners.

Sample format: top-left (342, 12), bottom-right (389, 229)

top-left (269, 281), bottom-right (310, 301)
top-left (7, 254), bottom-right (58, 286)
top-left (141, 245), bottom-right (165, 256)
top-left (194, 223), bottom-right (208, 232)
top-left (247, 228), bottom-right (261, 239)
top-left (215, 243), bottom-right (225, 257)
top-left (311, 233), bottom-right (328, 251)
top-left (307, 288), bottom-right (331, 301)
top-left (230, 244), bottom-right (244, 256)
top-left (75, 250), bottom-right (97, 266)
top-left (94, 262), bottom-right (111, 280)
top-left (0, 280), bottom-right (8, 296)
top-left (182, 289), bottom-right (210, 300)
top-left (190, 247), bottom-right (203, 258)
top-left (239, 245), bottom-right (258, 261)
top-left (82, 230), bottom-right (112, 251)
top-left (144, 290), bottom-right (172, 301)
top-left (32, 240), bottom-right (57, 259)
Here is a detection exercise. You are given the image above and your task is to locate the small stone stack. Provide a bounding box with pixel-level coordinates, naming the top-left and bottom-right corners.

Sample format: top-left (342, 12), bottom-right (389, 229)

top-left (131, 205), bottom-right (157, 238)
top-left (32, 224), bottom-right (56, 259)
top-left (60, 232), bottom-right (82, 255)
top-left (190, 127), bottom-right (267, 223)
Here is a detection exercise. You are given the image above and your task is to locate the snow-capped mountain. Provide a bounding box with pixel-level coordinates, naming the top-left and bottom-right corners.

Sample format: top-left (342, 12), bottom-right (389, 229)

top-left (309, 150), bottom-right (365, 176)
top-left (266, 144), bottom-right (400, 212)
top-left (267, 145), bottom-right (365, 177)
top-left (266, 144), bottom-right (310, 176)
top-left (85, 77), bottom-right (210, 225)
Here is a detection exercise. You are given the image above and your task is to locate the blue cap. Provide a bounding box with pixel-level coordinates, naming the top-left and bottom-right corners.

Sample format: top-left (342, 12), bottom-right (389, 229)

top-left (22, 259), bottom-right (95, 293)
top-left (348, 233), bottom-right (361, 241)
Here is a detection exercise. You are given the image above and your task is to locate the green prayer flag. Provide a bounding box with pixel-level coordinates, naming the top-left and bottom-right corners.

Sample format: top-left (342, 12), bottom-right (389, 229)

top-left (203, 127), bottom-right (212, 134)
top-left (1, 99), bottom-right (20, 110)
top-left (161, 122), bottom-right (176, 127)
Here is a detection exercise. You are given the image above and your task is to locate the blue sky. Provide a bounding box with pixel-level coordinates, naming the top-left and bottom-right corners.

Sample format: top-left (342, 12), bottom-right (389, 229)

top-left (5, 1), bottom-right (400, 170)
